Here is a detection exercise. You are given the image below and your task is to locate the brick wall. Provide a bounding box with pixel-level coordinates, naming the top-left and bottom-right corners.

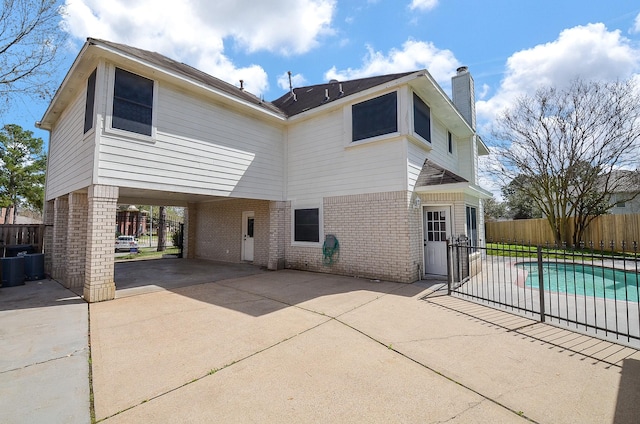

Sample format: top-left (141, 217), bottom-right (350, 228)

top-left (285, 191), bottom-right (417, 283)
top-left (66, 192), bottom-right (88, 289)
top-left (194, 199), bottom-right (270, 267)
top-left (52, 196), bottom-right (69, 280)
top-left (84, 185), bottom-right (118, 302)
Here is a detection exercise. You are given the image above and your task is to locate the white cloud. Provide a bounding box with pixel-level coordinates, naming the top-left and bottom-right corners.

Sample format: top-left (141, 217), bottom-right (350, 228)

top-left (409, 0), bottom-right (438, 11)
top-left (61, 0), bottom-right (336, 95)
top-left (477, 23), bottom-right (640, 130)
top-left (277, 72), bottom-right (307, 91)
top-left (632, 13), bottom-right (640, 34)
top-left (324, 39), bottom-right (460, 88)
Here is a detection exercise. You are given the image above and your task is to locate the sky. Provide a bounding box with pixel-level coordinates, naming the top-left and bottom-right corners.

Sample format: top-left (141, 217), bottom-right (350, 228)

top-left (5, 0), bottom-right (640, 186)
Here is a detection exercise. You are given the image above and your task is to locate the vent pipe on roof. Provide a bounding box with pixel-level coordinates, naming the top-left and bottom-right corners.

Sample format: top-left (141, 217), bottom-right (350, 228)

top-left (339, 83), bottom-right (344, 96)
top-left (288, 71), bottom-right (293, 93)
top-left (324, 88), bottom-right (330, 102)
top-left (239, 79), bottom-right (244, 91)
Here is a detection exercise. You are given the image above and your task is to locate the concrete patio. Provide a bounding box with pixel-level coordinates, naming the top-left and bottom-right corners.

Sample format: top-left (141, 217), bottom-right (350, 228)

top-left (1, 260), bottom-right (639, 423)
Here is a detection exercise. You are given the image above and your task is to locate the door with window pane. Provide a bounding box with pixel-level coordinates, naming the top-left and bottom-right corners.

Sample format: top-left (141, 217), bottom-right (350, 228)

top-left (242, 211), bottom-right (254, 262)
top-left (423, 207), bottom-right (451, 276)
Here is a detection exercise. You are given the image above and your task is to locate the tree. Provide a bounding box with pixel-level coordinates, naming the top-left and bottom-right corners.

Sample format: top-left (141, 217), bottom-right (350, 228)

top-left (0, 0), bottom-right (66, 114)
top-left (0, 124), bottom-right (47, 223)
top-left (502, 176), bottom-right (543, 220)
top-left (491, 78), bottom-right (640, 246)
top-left (483, 197), bottom-right (508, 221)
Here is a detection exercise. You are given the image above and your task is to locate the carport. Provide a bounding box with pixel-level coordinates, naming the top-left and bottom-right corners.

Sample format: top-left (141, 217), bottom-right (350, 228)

top-left (113, 258), bottom-right (266, 298)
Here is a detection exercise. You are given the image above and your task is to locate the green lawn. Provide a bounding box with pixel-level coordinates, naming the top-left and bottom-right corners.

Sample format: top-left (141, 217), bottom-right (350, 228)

top-left (485, 242), bottom-right (639, 260)
top-left (115, 246), bottom-right (180, 261)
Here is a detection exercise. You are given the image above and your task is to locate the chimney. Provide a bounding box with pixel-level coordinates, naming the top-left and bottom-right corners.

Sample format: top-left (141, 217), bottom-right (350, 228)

top-left (451, 66), bottom-right (475, 130)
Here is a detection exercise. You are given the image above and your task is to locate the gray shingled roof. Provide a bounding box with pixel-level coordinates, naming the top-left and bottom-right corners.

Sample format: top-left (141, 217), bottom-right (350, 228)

top-left (91, 39), bottom-right (420, 118)
top-left (91, 38), bottom-right (285, 116)
top-left (415, 160), bottom-right (468, 187)
top-left (271, 71), bottom-right (416, 117)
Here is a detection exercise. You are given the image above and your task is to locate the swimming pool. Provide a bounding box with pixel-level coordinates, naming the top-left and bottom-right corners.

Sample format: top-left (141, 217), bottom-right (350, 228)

top-left (516, 262), bottom-right (640, 302)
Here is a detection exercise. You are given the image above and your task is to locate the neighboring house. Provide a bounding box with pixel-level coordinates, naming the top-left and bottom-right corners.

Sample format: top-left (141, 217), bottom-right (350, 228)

top-left (37, 38), bottom-right (490, 302)
top-left (606, 170), bottom-right (640, 215)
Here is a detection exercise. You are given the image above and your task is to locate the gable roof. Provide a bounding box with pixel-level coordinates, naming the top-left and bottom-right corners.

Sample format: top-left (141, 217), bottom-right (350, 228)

top-left (271, 71), bottom-right (417, 117)
top-left (89, 38), bottom-right (284, 116)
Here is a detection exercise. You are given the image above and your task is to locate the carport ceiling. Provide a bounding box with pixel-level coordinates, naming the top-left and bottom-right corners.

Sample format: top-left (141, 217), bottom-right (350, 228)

top-left (118, 187), bottom-right (226, 207)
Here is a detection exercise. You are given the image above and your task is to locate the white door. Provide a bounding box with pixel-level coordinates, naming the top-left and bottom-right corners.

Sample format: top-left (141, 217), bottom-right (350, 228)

top-left (423, 207), bottom-right (451, 276)
top-left (242, 211), bottom-right (254, 262)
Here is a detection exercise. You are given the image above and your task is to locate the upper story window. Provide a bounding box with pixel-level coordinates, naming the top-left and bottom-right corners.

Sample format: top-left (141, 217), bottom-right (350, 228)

top-left (413, 93), bottom-right (431, 142)
top-left (112, 68), bottom-right (154, 136)
top-left (352, 92), bottom-right (397, 142)
top-left (84, 69), bottom-right (97, 134)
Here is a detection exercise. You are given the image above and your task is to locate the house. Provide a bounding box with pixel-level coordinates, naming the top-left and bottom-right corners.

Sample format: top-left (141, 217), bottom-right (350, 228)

top-left (37, 38), bottom-right (491, 302)
top-left (606, 170), bottom-right (640, 215)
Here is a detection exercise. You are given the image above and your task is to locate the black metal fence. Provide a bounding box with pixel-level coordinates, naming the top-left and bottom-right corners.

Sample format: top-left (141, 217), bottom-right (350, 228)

top-left (448, 239), bottom-right (640, 348)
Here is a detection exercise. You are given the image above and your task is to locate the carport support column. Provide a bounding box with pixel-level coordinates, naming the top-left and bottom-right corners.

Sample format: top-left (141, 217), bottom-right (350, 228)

top-left (84, 185), bottom-right (118, 302)
top-left (66, 192), bottom-right (88, 289)
top-left (184, 203), bottom-right (197, 259)
top-left (43, 200), bottom-right (55, 276)
top-left (52, 196), bottom-right (69, 281)
top-left (268, 201), bottom-right (286, 270)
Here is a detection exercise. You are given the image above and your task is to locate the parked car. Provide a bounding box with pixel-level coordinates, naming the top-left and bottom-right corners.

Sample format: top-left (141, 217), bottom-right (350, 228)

top-left (115, 235), bottom-right (139, 252)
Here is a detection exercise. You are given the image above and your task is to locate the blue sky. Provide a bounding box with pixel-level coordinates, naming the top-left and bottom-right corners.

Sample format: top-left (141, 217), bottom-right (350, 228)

top-left (6, 0), bottom-right (640, 152)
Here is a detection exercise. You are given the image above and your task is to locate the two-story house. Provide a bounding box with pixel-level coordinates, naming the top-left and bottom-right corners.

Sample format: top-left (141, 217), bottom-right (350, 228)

top-left (37, 38), bottom-right (490, 302)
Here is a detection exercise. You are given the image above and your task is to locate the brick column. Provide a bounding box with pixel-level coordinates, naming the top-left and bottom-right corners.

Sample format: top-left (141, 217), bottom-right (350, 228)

top-left (268, 201), bottom-right (287, 270)
top-left (43, 200), bottom-right (55, 276)
top-left (52, 196), bottom-right (69, 281)
top-left (185, 202), bottom-right (197, 259)
top-left (84, 185), bottom-right (118, 302)
top-left (66, 192), bottom-right (88, 289)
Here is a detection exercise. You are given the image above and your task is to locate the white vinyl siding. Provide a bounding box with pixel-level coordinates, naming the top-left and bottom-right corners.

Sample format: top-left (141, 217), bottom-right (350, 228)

top-left (45, 91), bottom-right (95, 200)
top-left (96, 82), bottom-right (285, 200)
top-left (287, 108), bottom-right (406, 201)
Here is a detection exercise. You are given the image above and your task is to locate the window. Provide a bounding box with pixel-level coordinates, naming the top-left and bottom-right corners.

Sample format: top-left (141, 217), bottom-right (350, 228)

top-left (413, 93), bottom-right (431, 142)
top-left (84, 69), bottom-right (97, 133)
top-left (448, 131), bottom-right (453, 153)
top-left (294, 208), bottom-right (320, 242)
top-left (466, 206), bottom-right (478, 247)
top-left (112, 68), bottom-right (154, 136)
top-left (352, 92), bottom-right (397, 142)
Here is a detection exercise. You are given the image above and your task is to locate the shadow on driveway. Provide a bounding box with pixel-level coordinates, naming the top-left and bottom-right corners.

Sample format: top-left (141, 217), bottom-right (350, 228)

top-left (113, 258), bottom-right (426, 317)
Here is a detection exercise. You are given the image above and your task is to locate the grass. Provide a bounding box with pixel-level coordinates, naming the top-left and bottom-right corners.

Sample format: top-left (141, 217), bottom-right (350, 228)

top-left (115, 246), bottom-right (180, 261)
top-left (485, 242), bottom-right (640, 260)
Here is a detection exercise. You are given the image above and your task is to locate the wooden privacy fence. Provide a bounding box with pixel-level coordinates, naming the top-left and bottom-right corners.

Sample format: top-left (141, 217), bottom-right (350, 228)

top-left (485, 214), bottom-right (640, 246)
top-left (0, 224), bottom-right (45, 256)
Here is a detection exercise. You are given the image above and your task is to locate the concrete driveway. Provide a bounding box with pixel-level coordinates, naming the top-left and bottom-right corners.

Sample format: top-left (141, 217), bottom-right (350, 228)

top-left (2, 259), bottom-right (640, 423)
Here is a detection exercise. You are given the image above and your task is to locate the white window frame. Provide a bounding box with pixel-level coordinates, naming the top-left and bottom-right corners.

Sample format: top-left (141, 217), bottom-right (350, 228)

top-left (344, 90), bottom-right (401, 148)
top-left (104, 65), bottom-right (158, 142)
top-left (291, 201), bottom-right (323, 247)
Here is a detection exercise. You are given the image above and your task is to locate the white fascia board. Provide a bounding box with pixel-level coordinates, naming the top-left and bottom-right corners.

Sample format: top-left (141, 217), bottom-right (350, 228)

top-left (416, 182), bottom-right (493, 199)
top-left (37, 41), bottom-right (94, 130)
top-left (93, 42), bottom-right (286, 123)
top-left (409, 71), bottom-right (474, 138)
top-left (286, 71), bottom-right (426, 123)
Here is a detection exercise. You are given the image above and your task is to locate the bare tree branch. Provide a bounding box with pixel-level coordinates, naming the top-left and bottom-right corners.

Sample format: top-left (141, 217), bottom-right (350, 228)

top-left (490, 78), bottom-right (640, 246)
top-left (0, 0), bottom-right (67, 115)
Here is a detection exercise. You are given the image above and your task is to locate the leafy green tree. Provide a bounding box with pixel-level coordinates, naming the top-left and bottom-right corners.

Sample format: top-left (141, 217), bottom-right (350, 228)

top-left (502, 176), bottom-right (543, 220)
top-left (483, 196), bottom-right (508, 221)
top-left (0, 124), bottom-right (47, 223)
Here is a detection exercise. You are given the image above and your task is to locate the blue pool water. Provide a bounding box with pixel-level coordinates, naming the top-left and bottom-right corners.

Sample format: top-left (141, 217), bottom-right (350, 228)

top-left (516, 262), bottom-right (640, 302)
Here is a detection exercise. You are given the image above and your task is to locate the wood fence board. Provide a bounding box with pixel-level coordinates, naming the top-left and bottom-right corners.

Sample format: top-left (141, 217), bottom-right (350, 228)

top-left (486, 214), bottom-right (640, 248)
